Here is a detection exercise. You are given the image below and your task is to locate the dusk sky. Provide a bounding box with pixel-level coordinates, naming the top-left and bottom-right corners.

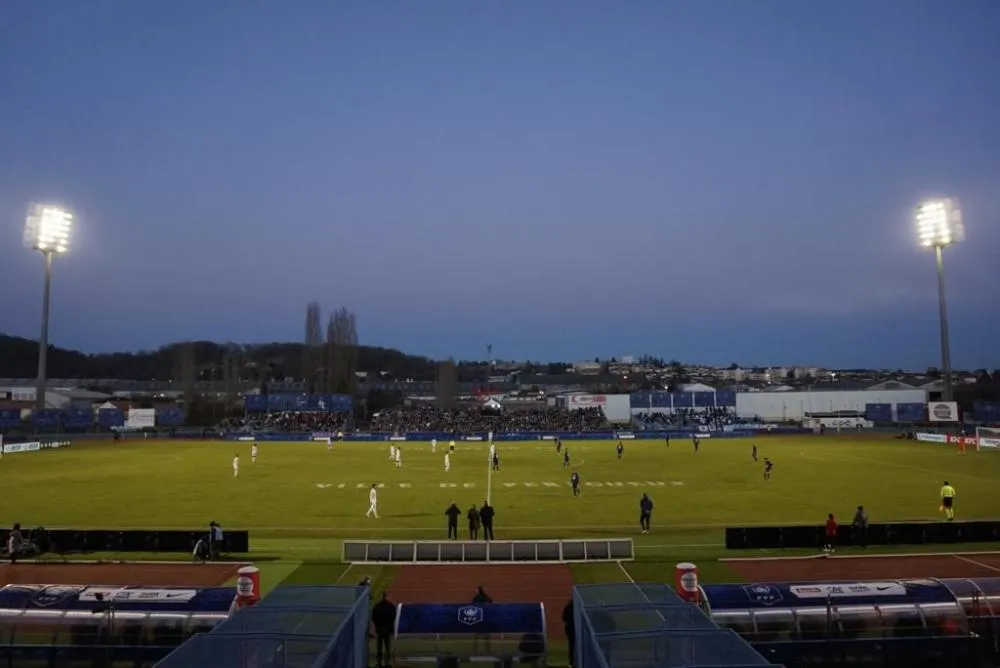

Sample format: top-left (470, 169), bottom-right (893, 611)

top-left (2, 1), bottom-right (998, 369)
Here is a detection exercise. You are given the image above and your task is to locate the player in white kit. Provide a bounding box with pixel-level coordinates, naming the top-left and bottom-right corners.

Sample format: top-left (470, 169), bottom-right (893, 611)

top-left (489, 442), bottom-right (496, 461)
top-left (251, 443), bottom-right (258, 463)
top-left (444, 452), bottom-right (451, 472)
top-left (395, 448), bottom-right (402, 468)
top-left (367, 484), bottom-right (378, 518)
top-left (232, 455), bottom-right (240, 477)
top-left (389, 445), bottom-right (396, 461)
top-left (431, 439), bottom-right (437, 453)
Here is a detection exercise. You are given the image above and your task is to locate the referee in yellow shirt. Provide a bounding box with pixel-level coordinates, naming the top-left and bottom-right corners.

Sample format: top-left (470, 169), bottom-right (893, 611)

top-left (940, 481), bottom-right (956, 521)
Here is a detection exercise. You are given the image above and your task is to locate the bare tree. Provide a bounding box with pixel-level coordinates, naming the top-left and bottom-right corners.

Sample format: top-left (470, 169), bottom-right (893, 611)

top-left (326, 307), bottom-right (358, 395)
top-left (436, 357), bottom-right (459, 410)
top-left (304, 302), bottom-right (323, 393)
top-left (221, 343), bottom-right (243, 412)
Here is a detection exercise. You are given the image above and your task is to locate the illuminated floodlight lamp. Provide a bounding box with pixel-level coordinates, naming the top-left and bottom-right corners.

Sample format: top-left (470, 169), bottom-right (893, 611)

top-left (24, 204), bottom-right (73, 254)
top-left (915, 198), bottom-right (963, 249)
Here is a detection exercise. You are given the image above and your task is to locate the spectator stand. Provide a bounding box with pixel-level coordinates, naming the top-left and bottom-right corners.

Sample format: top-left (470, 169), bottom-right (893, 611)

top-left (155, 585), bottom-right (369, 668)
top-left (572, 583), bottom-right (772, 668)
top-left (393, 602), bottom-right (546, 666)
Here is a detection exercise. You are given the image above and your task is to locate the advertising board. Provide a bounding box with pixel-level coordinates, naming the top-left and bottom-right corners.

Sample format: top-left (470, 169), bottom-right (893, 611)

top-left (928, 401), bottom-right (959, 422)
top-left (567, 394), bottom-right (631, 422)
top-left (1, 441), bottom-right (70, 455)
top-left (915, 433), bottom-right (947, 444)
top-left (127, 408), bottom-right (156, 429)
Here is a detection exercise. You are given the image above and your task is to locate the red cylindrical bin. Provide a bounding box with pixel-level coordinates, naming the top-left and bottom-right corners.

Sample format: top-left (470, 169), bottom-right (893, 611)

top-left (675, 562), bottom-right (700, 603)
top-left (228, 565), bottom-right (261, 616)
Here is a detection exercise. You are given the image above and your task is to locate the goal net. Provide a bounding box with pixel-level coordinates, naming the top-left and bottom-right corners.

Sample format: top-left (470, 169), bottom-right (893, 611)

top-left (975, 427), bottom-right (1000, 450)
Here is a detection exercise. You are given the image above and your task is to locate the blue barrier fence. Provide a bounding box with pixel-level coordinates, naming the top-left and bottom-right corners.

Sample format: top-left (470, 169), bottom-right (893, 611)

top-left (630, 390), bottom-right (737, 409)
top-left (224, 428), bottom-right (811, 442)
top-left (975, 401), bottom-right (1000, 423)
top-left (244, 393), bottom-right (352, 413)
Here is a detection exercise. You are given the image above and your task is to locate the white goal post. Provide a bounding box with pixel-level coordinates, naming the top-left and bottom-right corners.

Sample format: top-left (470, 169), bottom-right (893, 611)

top-left (975, 427), bottom-right (1000, 450)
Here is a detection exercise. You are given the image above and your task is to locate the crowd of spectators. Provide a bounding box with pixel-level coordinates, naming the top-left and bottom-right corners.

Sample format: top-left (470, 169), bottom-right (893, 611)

top-left (217, 411), bottom-right (351, 433)
top-left (367, 406), bottom-right (609, 433)
top-left (219, 406), bottom-right (612, 434)
top-left (634, 407), bottom-right (747, 430)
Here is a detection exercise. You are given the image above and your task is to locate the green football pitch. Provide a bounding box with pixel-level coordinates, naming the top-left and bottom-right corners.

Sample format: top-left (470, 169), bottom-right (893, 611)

top-left (2, 434), bottom-right (998, 591)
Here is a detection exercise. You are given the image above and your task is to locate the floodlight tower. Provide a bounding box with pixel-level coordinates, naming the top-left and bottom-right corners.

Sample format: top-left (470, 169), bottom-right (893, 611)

top-left (24, 204), bottom-right (73, 411)
top-left (915, 198), bottom-right (964, 402)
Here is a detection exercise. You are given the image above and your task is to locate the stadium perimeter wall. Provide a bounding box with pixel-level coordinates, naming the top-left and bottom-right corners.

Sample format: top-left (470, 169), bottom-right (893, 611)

top-left (227, 428), bottom-right (811, 442)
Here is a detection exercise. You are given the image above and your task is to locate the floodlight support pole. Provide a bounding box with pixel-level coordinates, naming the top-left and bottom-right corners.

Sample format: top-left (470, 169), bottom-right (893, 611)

top-left (35, 251), bottom-right (54, 412)
top-left (934, 245), bottom-right (954, 402)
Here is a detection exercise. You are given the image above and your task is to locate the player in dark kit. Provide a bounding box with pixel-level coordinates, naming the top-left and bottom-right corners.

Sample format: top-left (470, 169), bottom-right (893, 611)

top-left (692, 435), bottom-right (700, 452)
top-left (639, 493), bottom-right (653, 534)
top-left (752, 444), bottom-right (758, 462)
top-left (556, 438), bottom-right (562, 453)
top-left (616, 442), bottom-right (624, 460)
top-left (763, 457), bottom-right (774, 480)
top-left (491, 452), bottom-right (500, 471)
top-left (563, 449), bottom-right (570, 467)
top-left (570, 471), bottom-right (581, 496)
top-left (664, 434), bottom-right (670, 447)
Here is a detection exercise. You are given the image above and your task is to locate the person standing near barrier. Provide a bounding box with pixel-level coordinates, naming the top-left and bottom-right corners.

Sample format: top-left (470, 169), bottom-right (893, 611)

top-left (371, 592), bottom-right (397, 668)
top-left (852, 506), bottom-right (868, 548)
top-left (479, 501), bottom-right (495, 541)
top-left (445, 503), bottom-right (461, 539)
top-left (467, 504), bottom-right (481, 540)
top-left (823, 513), bottom-right (838, 553)
top-left (562, 600), bottom-right (576, 668)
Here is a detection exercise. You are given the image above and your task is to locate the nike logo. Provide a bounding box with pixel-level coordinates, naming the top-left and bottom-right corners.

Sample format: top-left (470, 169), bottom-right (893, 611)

top-left (876, 585), bottom-right (894, 591)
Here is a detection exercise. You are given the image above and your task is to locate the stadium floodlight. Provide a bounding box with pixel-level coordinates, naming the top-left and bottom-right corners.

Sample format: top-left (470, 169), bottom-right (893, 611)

top-left (24, 204), bottom-right (74, 411)
top-left (915, 198), bottom-right (963, 402)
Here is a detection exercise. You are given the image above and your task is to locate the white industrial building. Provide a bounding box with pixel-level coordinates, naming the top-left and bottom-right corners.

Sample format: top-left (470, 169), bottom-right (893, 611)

top-left (735, 389), bottom-right (927, 421)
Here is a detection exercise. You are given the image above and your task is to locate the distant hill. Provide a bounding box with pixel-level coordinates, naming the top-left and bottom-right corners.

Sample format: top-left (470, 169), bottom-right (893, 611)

top-left (0, 334), bottom-right (441, 383)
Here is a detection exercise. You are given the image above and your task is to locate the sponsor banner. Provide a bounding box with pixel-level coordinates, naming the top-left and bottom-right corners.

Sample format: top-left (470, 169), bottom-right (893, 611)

top-left (979, 437), bottom-right (1000, 449)
top-left (928, 401), bottom-right (959, 422)
top-left (465, 436), bottom-right (483, 442)
top-left (616, 432), bottom-right (635, 440)
top-left (789, 582), bottom-right (907, 599)
top-left (2, 441), bottom-right (40, 454)
top-left (946, 435), bottom-right (978, 447)
top-left (237, 436), bottom-right (255, 441)
top-left (41, 441), bottom-right (69, 450)
top-left (916, 432), bottom-right (947, 444)
top-left (126, 408), bottom-right (156, 429)
top-left (0, 585), bottom-right (235, 613)
top-left (389, 436), bottom-right (406, 441)
top-left (542, 435), bottom-right (555, 440)
top-left (702, 579), bottom-right (954, 611)
top-left (79, 587), bottom-right (199, 603)
top-left (568, 394), bottom-right (607, 409)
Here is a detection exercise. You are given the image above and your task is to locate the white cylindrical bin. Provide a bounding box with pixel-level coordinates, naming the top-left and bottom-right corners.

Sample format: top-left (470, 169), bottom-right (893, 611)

top-left (228, 565), bottom-right (261, 617)
top-left (675, 562), bottom-right (700, 603)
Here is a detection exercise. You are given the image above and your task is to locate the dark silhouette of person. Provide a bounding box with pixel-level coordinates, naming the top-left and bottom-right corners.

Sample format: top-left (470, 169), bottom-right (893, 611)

top-left (472, 586), bottom-right (493, 604)
top-left (370, 592), bottom-right (396, 668)
top-left (445, 503), bottom-right (462, 539)
top-left (479, 502), bottom-right (496, 541)
top-left (467, 504), bottom-right (481, 540)
top-left (562, 600), bottom-right (576, 667)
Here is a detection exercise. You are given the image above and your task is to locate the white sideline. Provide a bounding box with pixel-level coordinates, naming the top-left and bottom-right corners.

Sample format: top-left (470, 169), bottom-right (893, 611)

top-left (719, 550), bottom-right (1000, 563)
top-left (952, 555), bottom-right (1000, 575)
top-left (44, 517), bottom-right (997, 532)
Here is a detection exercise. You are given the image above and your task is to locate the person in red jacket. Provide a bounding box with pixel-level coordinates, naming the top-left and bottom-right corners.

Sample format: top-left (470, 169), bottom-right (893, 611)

top-left (824, 513), bottom-right (838, 553)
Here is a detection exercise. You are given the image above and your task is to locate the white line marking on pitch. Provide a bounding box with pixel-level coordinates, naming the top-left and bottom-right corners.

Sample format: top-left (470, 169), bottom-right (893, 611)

top-left (616, 561), bottom-right (636, 583)
top-left (333, 563), bottom-right (353, 584)
top-left (953, 554), bottom-right (1000, 574)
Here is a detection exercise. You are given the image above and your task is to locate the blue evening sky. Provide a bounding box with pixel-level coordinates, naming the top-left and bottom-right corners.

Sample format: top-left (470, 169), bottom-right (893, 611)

top-left (1, 1), bottom-right (998, 369)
